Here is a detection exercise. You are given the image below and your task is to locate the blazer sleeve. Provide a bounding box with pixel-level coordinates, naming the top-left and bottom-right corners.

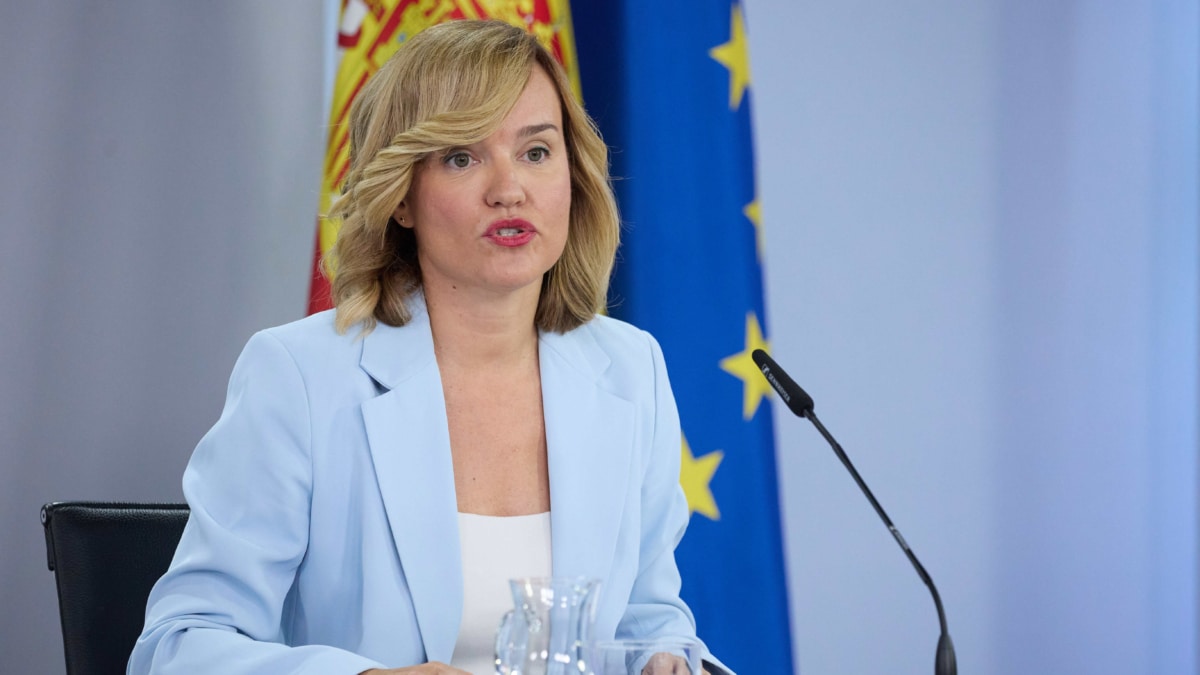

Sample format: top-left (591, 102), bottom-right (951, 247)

top-left (128, 331), bottom-right (384, 675)
top-left (615, 332), bottom-right (737, 675)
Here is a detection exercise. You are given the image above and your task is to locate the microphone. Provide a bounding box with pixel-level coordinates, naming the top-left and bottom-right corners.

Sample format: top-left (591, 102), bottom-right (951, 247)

top-left (751, 349), bottom-right (956, 675)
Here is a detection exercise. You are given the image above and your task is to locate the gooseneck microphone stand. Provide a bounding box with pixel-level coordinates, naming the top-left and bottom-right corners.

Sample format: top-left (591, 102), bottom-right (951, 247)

top-left (752, 349), bottom-right (956, 675)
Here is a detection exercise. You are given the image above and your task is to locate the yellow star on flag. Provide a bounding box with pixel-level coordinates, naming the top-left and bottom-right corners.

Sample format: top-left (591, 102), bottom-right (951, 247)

top-left (743, 198), bottom-right (763, 261)
top-left (708, 4), bottom-right (752, 110)
top-left (719, 312), bottom-right (772, 420)
top-left (680, 435), bottom-right (723, 520)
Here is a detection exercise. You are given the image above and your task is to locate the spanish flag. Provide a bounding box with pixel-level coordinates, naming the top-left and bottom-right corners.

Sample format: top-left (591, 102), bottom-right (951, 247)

top-left (308, 0), bottom-right (579, 313)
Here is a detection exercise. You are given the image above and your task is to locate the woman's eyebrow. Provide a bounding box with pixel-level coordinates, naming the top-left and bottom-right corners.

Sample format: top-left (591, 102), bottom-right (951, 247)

top-left (518, 123), bottom-right (559, 138)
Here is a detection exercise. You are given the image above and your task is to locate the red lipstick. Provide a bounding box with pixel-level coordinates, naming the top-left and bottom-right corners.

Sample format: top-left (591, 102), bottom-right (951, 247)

top-left (483, 218), bottom-right (536, 247)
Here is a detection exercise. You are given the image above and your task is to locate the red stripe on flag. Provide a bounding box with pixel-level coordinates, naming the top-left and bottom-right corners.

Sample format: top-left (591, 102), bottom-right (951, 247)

top-left (306, 225), bottom-right (333, 314)
top-left (367, 6), bottom-right (405, 61)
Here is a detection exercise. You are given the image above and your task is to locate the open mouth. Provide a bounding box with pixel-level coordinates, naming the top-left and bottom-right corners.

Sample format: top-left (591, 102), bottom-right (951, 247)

top-left (484, 219), bottom-right (537, 245)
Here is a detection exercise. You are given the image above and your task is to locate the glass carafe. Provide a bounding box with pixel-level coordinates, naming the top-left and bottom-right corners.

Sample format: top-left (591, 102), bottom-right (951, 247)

top-left (494, 576), bottom-right (601, 675)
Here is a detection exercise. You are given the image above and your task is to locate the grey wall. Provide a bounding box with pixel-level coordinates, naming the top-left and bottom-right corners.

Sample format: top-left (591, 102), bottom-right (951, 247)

top-left (0, 3), bottom-right (329, 672)
top-left (1, 2), bottom-right (1196, 674)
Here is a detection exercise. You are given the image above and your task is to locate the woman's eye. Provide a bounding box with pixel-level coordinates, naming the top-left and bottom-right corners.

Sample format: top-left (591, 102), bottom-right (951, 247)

top-left (445, 152), bottom-right (472, 168)
top-left (526, 147), bottom-right (548, 162)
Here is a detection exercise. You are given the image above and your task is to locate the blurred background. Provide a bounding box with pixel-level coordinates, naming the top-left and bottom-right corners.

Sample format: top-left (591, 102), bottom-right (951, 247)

top-left (1, 1), bottom-right (1195, 674)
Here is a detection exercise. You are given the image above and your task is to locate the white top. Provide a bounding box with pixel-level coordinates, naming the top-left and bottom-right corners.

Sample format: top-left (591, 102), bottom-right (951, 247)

top-left (450, 511), bottom-right (553, 675)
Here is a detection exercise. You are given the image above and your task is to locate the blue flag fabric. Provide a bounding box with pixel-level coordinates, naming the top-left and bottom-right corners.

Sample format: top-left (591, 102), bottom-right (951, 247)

top-left (574, 2), bottom-right (794, 672)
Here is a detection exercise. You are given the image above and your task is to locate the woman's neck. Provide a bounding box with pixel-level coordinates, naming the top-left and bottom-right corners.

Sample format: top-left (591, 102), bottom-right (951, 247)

top-left (422, 280), bottom-right (541, 371)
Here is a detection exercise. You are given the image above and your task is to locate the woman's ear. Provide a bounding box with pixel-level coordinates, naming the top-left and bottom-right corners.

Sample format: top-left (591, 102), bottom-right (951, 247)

top-left (393, 201), bottom-right (413, 228)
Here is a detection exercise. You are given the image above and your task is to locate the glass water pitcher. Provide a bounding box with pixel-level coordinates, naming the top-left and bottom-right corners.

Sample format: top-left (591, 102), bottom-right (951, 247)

top-left (494, 576), bottom-right (601, 675)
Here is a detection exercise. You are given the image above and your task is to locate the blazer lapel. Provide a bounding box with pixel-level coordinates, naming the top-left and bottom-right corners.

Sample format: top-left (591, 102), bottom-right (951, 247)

top-left (540, 327), bottom-right (635, 588)
top-left (359, 305), bottom-right (462, 663)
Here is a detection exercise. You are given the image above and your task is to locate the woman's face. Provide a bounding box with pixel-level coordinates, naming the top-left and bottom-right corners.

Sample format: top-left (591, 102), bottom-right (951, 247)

top-left (398, 65), bottom-right (571, 304)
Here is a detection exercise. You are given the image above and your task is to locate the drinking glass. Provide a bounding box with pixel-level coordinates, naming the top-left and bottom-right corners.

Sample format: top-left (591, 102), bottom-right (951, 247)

top-left (586, 637), bottom-right (702, 675)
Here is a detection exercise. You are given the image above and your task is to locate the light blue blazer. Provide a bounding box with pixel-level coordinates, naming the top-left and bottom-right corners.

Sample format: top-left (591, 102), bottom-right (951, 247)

top-left (129, 301), bottom-right (731, 675)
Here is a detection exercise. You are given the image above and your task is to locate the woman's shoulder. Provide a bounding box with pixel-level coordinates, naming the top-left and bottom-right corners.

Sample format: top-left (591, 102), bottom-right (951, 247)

top-left (575, 313), bottom-right (659, 352)
top-left (244, 310), bottom-right (352, 360)
top-left (258, 309), bottom-right (343, 345)
top-left (233, 310), bottom-right (369, 380)
top-left (552, 314), bottom-right (669, 385)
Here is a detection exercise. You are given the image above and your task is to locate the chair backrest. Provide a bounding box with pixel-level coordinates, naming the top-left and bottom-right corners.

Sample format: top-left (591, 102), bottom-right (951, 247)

top-left (41, 501), bottom-right (189, 675)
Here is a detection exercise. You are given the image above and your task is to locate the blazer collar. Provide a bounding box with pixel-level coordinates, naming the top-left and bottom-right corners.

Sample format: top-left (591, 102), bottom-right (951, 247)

top-left (359, 293), bottom-right (437, 391)
top-left (358, 295), bottom-right (615, 388)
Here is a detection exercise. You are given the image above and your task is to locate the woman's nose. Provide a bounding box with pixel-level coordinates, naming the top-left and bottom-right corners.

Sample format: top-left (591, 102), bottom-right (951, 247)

top-left (485, 161), bottom-right (526, 207)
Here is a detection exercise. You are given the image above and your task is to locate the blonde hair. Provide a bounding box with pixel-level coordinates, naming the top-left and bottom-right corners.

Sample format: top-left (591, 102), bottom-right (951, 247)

top-left (327, 19), bottom-right (620, 335)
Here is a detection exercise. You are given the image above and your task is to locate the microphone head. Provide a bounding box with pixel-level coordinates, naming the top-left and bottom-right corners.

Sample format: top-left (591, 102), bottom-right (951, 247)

top-left (751, 349), bottom-right (815, 418)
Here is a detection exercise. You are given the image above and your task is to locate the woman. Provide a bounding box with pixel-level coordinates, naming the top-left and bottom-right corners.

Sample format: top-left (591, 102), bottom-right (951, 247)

top-left (129, 19), bottom-right (730, 675)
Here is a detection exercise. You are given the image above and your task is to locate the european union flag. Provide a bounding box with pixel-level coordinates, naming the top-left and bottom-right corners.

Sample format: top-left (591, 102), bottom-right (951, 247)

top-left (574, 2), bottom-right (794, 672)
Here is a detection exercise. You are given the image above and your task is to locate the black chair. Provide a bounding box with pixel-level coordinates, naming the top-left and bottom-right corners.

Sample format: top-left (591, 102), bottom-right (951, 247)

top-left (41, 501), bottom-right (190, 675)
